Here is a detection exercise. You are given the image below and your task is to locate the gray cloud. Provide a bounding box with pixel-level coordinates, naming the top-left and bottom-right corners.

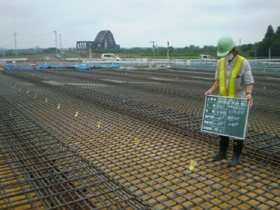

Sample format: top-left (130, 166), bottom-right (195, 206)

top-left (1, 0), bottom-right (279, 49)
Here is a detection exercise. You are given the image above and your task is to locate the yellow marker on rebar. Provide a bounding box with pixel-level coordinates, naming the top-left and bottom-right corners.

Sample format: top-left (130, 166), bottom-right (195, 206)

top-left (35, 94), bottom-right (37, 98)
top-left (135, 137), bottom-right (139, 145)
top-left (57, 104), bottom-right (61, 109)
top-left (75, 112), bottom-right (79, 117)
top-left (45, 76), bottom-right (47, 79)
top-left (189, 160), bottom-right (197, 171)
top-left (45, 98), bottom-right (48, 102)
top-left (98, 121), bottom-right (101, 128)
top-left (26, 90), bottom-right (29, 94)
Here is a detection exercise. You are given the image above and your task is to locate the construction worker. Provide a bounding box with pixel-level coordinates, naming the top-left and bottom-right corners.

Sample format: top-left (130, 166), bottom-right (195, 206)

top-left (205, 36), bottom-right (254, 166)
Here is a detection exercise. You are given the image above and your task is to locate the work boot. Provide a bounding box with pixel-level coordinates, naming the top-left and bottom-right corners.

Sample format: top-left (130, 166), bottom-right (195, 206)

top-left (210, 136), bottom-right (229, 160)
top-left (227, 140), bottom-right (244, 166)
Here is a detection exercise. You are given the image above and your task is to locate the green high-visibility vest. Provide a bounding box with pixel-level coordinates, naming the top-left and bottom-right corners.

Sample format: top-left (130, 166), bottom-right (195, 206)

top-left (218, 55), bottom-right (245, 97)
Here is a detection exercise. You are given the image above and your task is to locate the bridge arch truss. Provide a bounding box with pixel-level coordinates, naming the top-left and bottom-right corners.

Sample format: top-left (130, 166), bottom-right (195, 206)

top-left (76, 30), bottom-right (120, 52)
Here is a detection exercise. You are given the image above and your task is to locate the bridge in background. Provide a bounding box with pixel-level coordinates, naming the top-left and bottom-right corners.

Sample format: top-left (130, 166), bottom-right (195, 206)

top-left (76, 30), bottom-right (120, 52)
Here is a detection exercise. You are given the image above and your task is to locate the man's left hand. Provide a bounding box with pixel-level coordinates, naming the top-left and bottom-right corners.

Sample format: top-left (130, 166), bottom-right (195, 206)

top-left (246, 94), bottom-right (253, 109)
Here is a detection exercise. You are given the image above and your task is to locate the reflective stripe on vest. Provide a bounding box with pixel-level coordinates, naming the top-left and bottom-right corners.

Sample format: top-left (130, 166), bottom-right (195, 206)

top-left (218, 55), bottom-right (245, 97)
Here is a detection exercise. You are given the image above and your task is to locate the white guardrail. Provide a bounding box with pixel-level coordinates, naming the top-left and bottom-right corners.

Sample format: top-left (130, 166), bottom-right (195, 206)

top-left (1, 57), bottom-right (280, 73)
top-left (82, 58), bottom-right (280, 72)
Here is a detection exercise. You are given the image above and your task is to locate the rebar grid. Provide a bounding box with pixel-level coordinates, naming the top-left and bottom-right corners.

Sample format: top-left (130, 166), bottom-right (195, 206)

top-left (0, 91), bottom-right (151, 209)
top-left (28, 68), bottom-right (280, 112)
top-left (70, 69), bottom-right (280, 103)
top-left (1, 70), bottom-right (280, 210)
top-left (14, 69), bottom-right (279, 158)
top-left (12, 69), bottom-right (280, 140)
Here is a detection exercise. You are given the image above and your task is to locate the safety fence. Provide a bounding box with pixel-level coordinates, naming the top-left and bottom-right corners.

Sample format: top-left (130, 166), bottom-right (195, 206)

top-left (2, 58), bottom-right (280, 73)
top-left (180, 59), bottom-right (280, 73)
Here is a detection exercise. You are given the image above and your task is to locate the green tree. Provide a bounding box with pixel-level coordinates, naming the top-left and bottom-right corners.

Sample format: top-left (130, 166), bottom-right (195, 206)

top-left (42, 47), bottom-right (59, 54)
top-left (5, 50), bottom-right (15, 56)
top-left (258, 25), bottom-right (275, 57)
top-left (272, 26), bottom-right (280, 56)
top-left (240, 44), bottom-right (253, 52)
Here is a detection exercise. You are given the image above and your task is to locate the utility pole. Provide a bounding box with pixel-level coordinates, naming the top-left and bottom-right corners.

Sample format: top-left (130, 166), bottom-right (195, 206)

top-left (255, 48), bottom-right (257, 59)
top-left (14, 33), bottom-right (17, 52)
top-left (54, 31), bottom-right (57, 54)
top-left (167, 41), bottom-right (171, 67)
top-left (167, 41), bottom-right (170, 60)
top-left (150, 41), bottom-right (156, 67)
top-left (150, 41), bottom-right (156, 57)
top-left (59, 34), bottom-right (63, 50)
top-left (89, 46), bottom-right (92, 60)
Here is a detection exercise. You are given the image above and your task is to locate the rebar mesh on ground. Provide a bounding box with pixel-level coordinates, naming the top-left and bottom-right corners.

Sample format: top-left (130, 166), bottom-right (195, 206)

top-left (0, 95), bottom-right (151, 210)
top-left (6, 70), bottom-right (279, 164)
top-left (1, 70), bottom-right (280, 210)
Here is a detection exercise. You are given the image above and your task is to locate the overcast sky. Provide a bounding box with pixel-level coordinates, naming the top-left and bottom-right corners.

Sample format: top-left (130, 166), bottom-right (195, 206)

top-left (1, 0), bottom-right (280, 49)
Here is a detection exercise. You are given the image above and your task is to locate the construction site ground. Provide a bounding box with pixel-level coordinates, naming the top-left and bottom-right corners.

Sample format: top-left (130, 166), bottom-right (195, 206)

top-left (0, 68), bottom-right (279, 210)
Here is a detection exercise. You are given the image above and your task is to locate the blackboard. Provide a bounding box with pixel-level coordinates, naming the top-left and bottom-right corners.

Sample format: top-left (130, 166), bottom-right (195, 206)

top-left (201, 95), bottom-right (250, 139)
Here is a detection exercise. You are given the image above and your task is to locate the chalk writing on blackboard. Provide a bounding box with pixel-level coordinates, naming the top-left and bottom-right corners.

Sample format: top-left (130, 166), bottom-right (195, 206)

top-left (201, 95), bottom-right (250, 139)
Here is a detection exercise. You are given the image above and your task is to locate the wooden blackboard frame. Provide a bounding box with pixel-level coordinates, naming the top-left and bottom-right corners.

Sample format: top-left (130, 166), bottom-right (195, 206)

top-left (201, 95), bottom-right (250, 140)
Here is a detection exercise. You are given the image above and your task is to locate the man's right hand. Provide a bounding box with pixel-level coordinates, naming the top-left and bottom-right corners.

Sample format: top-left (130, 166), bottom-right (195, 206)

top-left (205, 90), bottom-right (213, 96)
